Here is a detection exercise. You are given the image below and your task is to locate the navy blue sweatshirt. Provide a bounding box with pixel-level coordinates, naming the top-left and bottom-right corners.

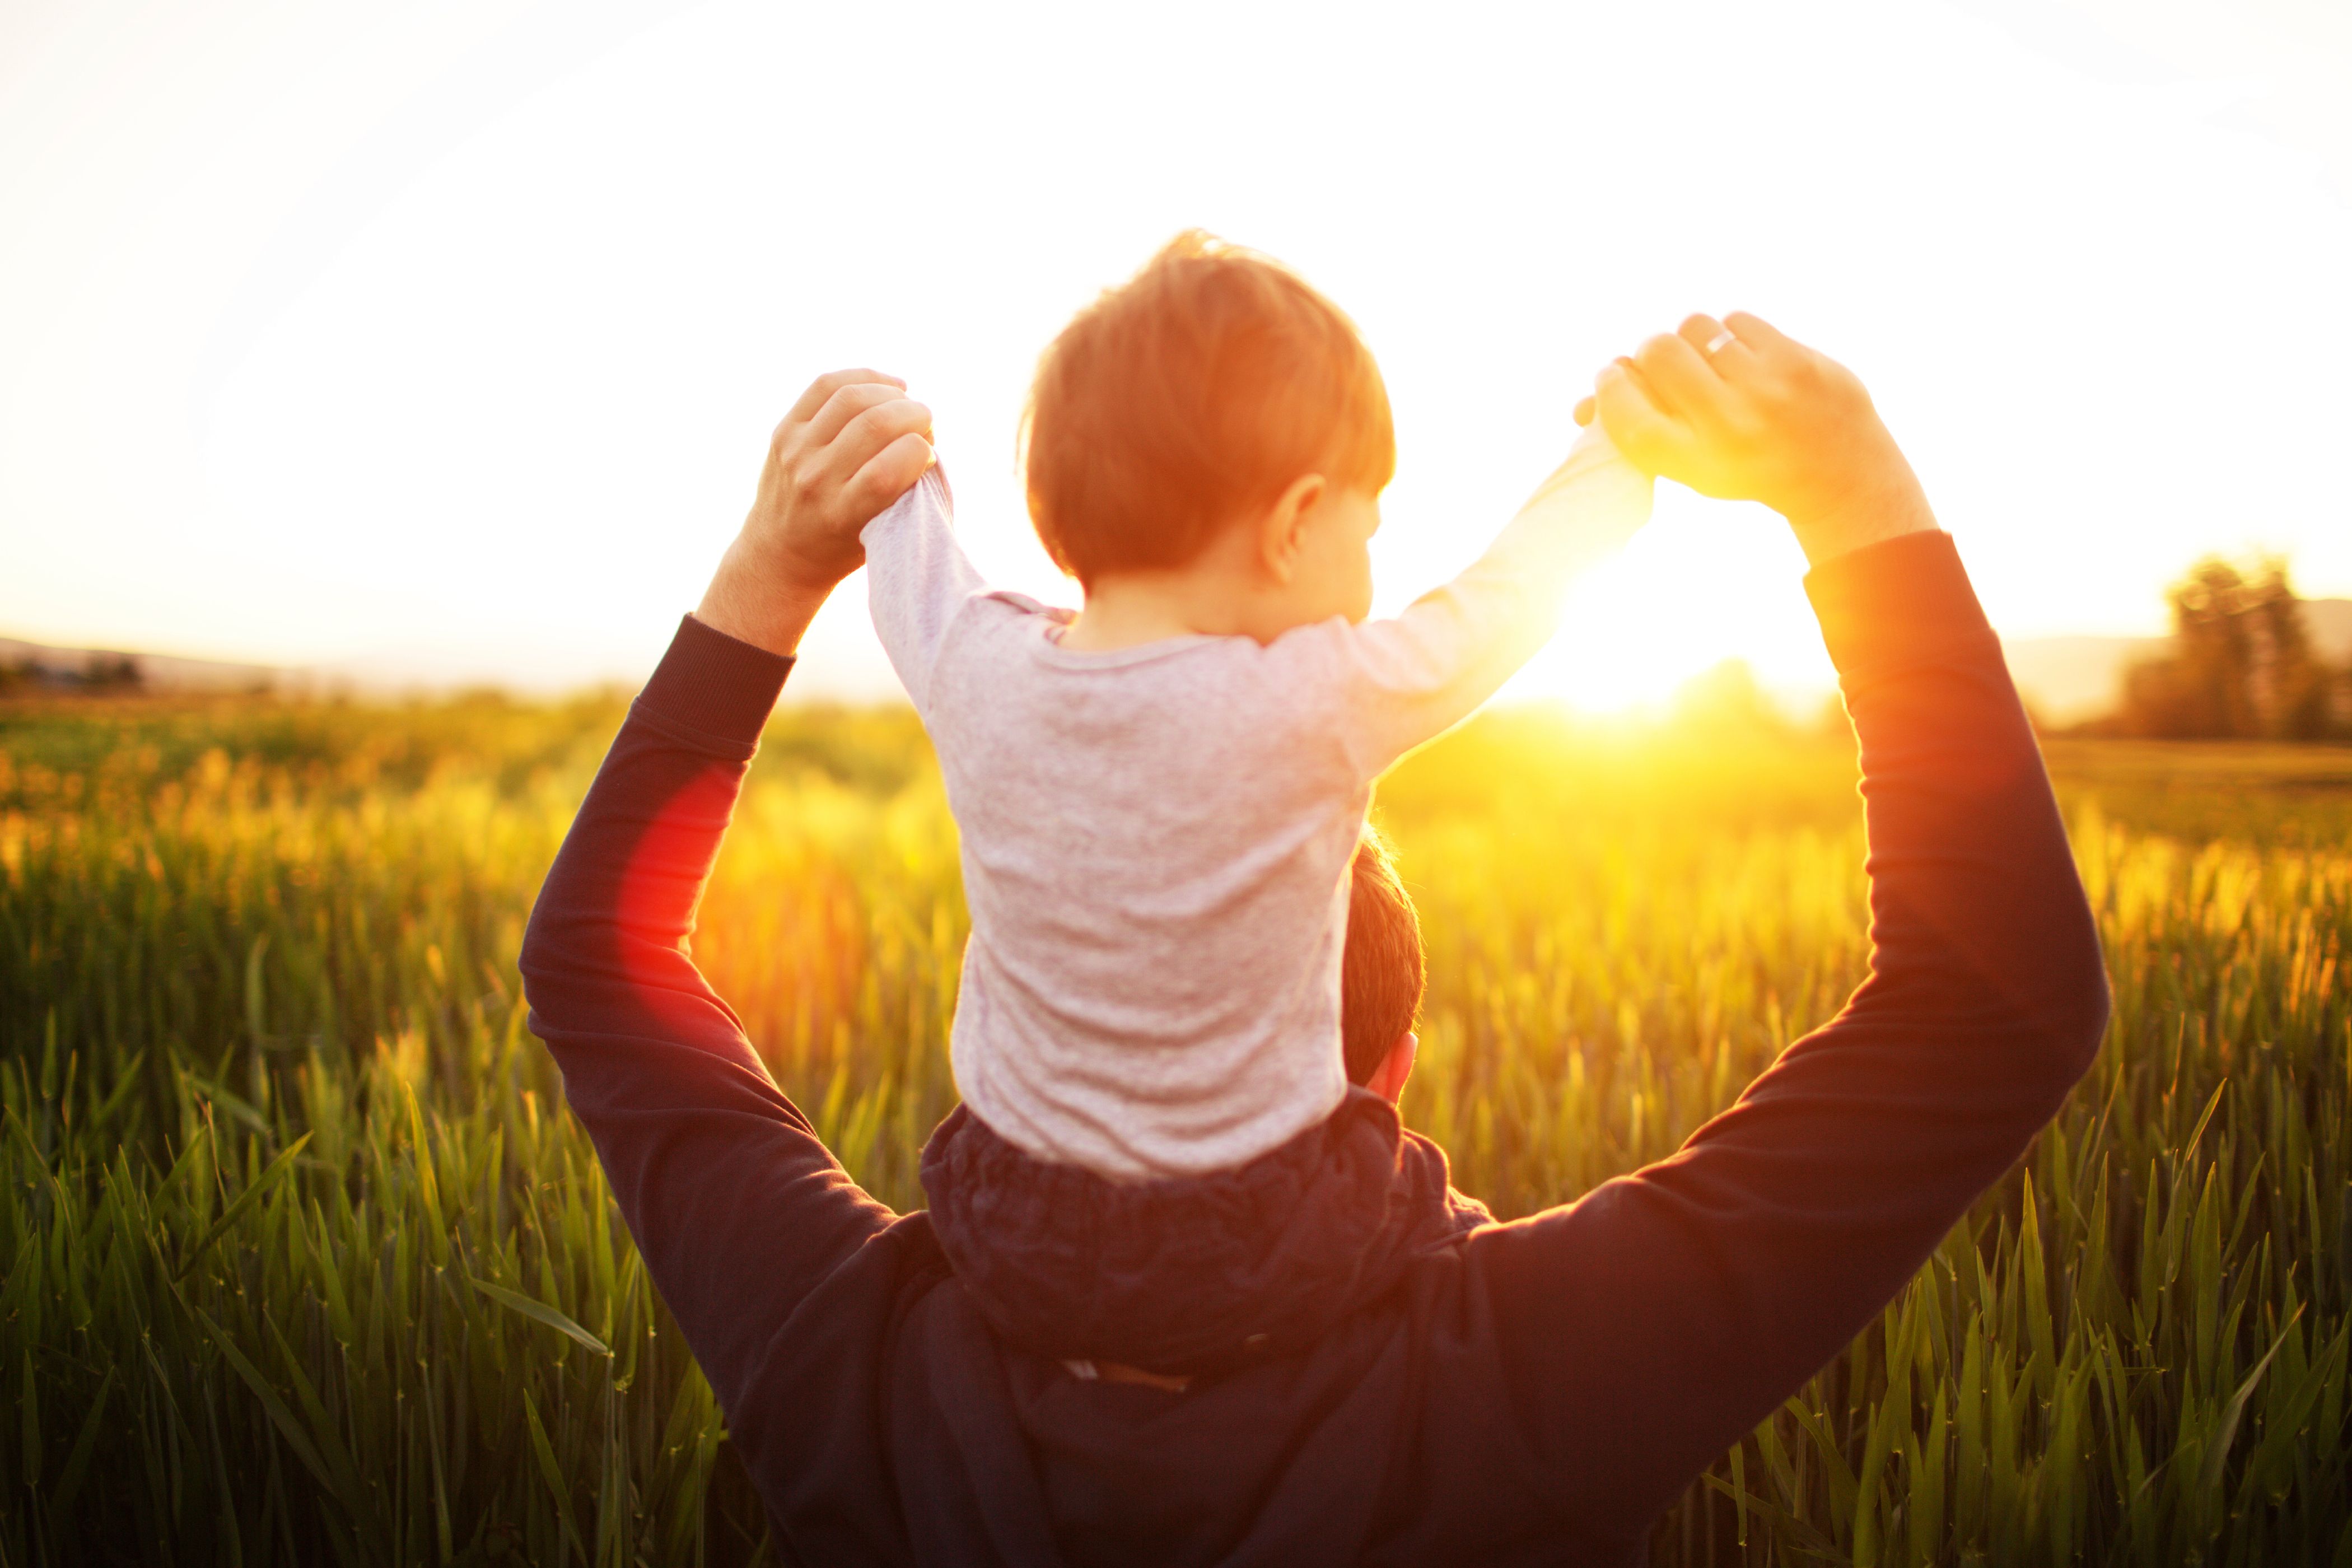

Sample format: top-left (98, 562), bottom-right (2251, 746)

top-left (519, 530), bottom-right (2109, 1566)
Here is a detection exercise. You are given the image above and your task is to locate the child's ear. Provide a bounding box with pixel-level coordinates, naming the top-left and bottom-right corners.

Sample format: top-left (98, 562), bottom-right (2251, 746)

top-left (1257, 474), bottom-right (1327, 585)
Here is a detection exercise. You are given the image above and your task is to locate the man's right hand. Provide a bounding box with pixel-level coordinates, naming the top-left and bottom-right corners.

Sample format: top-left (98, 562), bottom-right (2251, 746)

top-left (696, 370), bottom-right (934, 656)
top-left (1574, 314), bottom-right (1937, 567)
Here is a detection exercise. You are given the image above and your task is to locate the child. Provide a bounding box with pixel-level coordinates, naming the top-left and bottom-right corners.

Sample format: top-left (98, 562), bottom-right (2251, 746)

top-left (861, 232), bottom-right (1651, 1372)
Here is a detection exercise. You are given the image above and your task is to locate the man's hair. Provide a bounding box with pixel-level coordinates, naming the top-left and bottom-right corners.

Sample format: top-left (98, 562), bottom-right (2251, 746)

top-left (1022, 230), bottom-right (1396, 586)
top-left (1340, 827), bottom-right (1424, 1086)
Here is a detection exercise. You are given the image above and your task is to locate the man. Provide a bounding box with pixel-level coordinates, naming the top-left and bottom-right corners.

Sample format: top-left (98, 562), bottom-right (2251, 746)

top-left (520, 315), bottom-right (2108, 1565)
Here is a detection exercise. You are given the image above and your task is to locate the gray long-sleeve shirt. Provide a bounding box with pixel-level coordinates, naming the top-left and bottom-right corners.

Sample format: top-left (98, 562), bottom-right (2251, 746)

top-left (862, 428), bottom-right (1651, 1178)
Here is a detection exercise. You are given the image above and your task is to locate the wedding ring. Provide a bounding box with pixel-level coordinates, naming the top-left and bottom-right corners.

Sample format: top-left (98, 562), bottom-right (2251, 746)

top-left (1704, 329), bottom-right (1738, 357)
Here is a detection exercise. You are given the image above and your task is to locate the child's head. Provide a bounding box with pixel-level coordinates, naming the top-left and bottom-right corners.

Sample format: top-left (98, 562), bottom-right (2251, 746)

top-left (1023, 231), bottom-right (1396, 620)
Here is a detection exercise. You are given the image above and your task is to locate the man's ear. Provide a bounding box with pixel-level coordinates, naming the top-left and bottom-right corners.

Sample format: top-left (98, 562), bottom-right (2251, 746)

top-left (1368, 1030), bottom-right (1417, 1104)
top-left (1255, 474), bottom-right (1327, 585)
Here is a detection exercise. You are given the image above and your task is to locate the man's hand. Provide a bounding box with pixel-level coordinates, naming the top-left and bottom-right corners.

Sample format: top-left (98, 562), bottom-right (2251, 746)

top-left (1574, 314), bottom-right (1936, 567)
top-left (696, 370), bottom-right (936, 655)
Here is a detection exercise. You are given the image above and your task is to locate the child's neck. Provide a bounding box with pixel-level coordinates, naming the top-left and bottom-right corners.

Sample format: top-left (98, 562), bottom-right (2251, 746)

top-left (1062, 564), bottom-right (1303, 652)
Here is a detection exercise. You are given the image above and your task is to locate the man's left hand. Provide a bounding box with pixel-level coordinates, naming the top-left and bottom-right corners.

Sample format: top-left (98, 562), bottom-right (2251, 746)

top-left (697, 370), bottom-right (934, 655)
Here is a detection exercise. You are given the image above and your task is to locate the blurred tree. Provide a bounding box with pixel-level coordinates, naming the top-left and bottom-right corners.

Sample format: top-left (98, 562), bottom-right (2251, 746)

top-left (80, 652), bottom-right (142, 692)
top-left (2116, 556), bottom-right (2336, 739)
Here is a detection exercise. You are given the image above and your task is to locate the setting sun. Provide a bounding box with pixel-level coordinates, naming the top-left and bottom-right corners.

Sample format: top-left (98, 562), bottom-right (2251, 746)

top-left (1503, 489), bottom-right (1831, 711)
top-left (6, 1), bottom-right (2350, 705)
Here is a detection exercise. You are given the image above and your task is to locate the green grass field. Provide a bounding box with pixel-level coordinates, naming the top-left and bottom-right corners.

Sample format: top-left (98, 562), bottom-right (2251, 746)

top-left (2, 694), bottom-right (2347, 1565)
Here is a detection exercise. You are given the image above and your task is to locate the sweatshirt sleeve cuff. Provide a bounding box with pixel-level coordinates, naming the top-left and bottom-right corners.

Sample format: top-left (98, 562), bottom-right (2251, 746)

top-left (633, 614), bottom-right (795, 752)
top-left (1802, 531), bottom-right (1996, 681)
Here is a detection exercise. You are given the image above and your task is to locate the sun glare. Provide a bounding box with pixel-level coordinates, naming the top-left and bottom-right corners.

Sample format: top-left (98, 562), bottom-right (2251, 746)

top-left (1501, 488), bottom-right (1836, 715)
top-left (6, 1), bottom-right (2351, 704)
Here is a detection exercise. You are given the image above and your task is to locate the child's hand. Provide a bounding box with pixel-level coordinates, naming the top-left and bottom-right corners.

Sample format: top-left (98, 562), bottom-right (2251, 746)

top-left (1573, 314), bottom-right (1935, 566)
top-left (696, 370), bottom-right (934, 655)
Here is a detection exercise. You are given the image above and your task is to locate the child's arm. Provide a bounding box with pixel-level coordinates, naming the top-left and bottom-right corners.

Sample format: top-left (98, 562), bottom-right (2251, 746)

top-left (858, 464), bottom-right (988, 715)
top-left (1325, 422), bottom-right (1653, 778)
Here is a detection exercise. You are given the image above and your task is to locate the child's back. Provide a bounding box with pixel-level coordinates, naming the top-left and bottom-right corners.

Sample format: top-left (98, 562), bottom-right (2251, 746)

top-left (861, 232), bottom-right (1649, 1366)
top-left (875, 498), bottom-right (1378, 1177)
top-left (869, 433), bottom-right (1640, 1178)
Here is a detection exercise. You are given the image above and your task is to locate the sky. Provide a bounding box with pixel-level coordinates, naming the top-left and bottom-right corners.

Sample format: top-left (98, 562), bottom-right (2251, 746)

top-left (4, 0), bottom-right (2350, 708)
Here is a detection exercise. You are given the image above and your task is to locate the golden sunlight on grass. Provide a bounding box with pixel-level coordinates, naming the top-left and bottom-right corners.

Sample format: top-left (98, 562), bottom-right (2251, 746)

top-left (2, 694), bottom-right (2346, 1561)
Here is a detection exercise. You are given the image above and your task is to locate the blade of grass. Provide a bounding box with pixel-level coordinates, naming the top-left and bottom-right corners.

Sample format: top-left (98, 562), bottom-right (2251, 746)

top-left (172, 1131), bottom-right (312, 1280)
top-left (469, 1275), bottom-right (610, 1356)
top-left (2197, 1304), bottom-right (2307, 1502)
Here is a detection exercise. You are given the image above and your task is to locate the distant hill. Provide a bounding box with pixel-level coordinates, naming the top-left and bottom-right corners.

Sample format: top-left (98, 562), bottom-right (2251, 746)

top-left (2003, 599), bottom-right (2352, 725)
top-left (0, 635), bottom-right (285, 693)
top-left (19, 600), bottom-right (2352, 720)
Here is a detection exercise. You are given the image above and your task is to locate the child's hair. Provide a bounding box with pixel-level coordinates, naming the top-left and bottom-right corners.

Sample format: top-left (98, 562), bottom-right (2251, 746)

top-left (1022, 230), bottom-right (1396, 586)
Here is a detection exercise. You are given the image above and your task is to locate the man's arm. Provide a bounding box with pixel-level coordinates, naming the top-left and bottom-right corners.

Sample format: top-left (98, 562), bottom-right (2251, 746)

top-left (519, 618), bottom-right (897, 1407)
top-left (695, 368), bottom-right (934, 657)
top-left (1443, 316), bottom-right (2108, 1530)
top-left (1450, 528), bottom-right (2107, 1530)
top-left (521, 370), bottom-right (932, 1412)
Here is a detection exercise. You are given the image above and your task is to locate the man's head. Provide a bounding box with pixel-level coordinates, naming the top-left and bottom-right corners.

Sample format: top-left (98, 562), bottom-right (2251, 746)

top-left (1340, 827), bottom-right (1424, 1100)
top-left (1023, 232), bottom-right (1396, 628)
